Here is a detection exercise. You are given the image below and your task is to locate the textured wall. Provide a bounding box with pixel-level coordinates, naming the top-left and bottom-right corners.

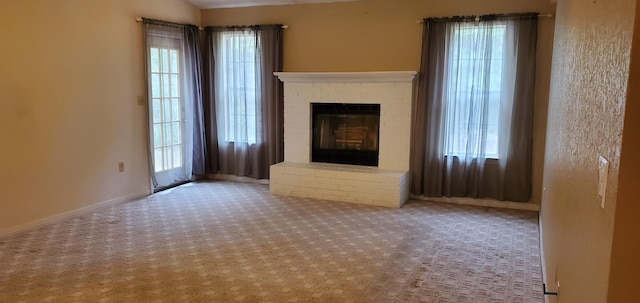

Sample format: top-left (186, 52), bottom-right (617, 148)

top-left (201, 0), bottom-right (556, 205)
top-left (540, 0), bottom-right (636, 302)
top-left (0, 0), bottom-right (200, 234)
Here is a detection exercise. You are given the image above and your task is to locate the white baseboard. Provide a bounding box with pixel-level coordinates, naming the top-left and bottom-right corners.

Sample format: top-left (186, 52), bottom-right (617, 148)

top-left (0, 190), bottom-right (150, 238)
top-left (207, 174), bottom-right (270, 185)
top-left (540, 213), bottom-right (548, 303)
top-left (539, 211), bottom-right (557, 303)
top-left (410, 194), bottom-right (540, 211)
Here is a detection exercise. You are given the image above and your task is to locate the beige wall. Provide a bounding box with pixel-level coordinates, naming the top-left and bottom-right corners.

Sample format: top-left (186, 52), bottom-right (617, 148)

top-left (202, 0), bottom-right (556, 206)
top-left (540, 0), bottom-right (636, 302)
top-left (202, 0), bottom-right (555, 72)
top-left (608, 2), bottom-right (640, 302)
top-left (0, 0), bottom-right (200, 234)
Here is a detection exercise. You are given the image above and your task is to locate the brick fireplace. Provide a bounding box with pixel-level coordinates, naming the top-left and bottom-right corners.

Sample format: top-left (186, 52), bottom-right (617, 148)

top-left (270, 71), bottom-right (418, 207)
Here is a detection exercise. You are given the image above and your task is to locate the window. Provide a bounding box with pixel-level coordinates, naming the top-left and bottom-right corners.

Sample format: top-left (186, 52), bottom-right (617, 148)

top-left (150, 46), bottom-right (183, 172)
top-left (444, 24), bottom-right (506, 159)
top-left (413, 14), bottom-right (537, 200)
top-left (217, 31), bottom-right (260, 144)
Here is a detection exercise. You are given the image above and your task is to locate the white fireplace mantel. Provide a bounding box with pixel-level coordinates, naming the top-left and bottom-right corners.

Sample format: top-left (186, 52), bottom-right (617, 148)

top-left (274, 71), bottom-right (418, 83)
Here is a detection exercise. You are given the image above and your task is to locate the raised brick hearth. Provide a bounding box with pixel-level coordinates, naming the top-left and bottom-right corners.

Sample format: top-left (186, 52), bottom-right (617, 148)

top-left (270, 72), bottom-right (418, 207)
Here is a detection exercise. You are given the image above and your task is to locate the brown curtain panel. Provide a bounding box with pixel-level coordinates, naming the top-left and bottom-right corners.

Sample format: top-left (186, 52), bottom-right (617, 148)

top-left (410, 13), bottom-right (538, 202)
top-left (203, 25), bottom-right (284, 179)
top-left (259, 27), bottom-right (285, 170)
top-left (203, 29), bottom-right (220, 175)
top-left (184, 25), bottom-right (206, 177)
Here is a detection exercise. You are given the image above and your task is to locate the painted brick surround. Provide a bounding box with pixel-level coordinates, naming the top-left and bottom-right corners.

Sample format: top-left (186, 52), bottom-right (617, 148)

top-left (270, 72), bottom-right (418, 207)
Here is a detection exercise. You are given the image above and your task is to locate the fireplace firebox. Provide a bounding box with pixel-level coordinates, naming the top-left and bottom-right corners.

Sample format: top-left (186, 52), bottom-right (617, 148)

top-left (311, 103), bottom-right (380, 166)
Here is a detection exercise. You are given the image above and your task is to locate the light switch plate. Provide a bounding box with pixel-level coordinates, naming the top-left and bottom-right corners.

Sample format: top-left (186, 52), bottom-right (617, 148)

top-left (598, 156), bottom-right (609, 208)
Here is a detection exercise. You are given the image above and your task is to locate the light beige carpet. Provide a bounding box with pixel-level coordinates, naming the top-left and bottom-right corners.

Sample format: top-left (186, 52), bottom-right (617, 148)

top-left (0, 181), bottom-right (543, 302)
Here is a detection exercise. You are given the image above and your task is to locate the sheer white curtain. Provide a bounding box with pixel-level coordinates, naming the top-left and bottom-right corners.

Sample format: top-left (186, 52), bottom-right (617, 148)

top-left (215, 30), bottom-right (262, 147)
top-left (439, 20), bottom-right (508, 196)
top-left (411, 14), bottom-right (538, 201)
top-left (212, 29), bottom-right (263, 176)
top-left (204, 25), bottom-right (284, 179)
top-left (443, 22), bottom-right (505, 160)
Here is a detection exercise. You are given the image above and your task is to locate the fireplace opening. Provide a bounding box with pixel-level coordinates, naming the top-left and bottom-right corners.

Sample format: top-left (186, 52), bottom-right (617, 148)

top-left (311, 103), bottom-right (380, 166)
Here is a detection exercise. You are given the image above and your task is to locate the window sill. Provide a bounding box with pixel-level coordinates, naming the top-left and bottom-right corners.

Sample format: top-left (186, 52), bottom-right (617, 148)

top-left (445, 155), bottom-right (499, 160)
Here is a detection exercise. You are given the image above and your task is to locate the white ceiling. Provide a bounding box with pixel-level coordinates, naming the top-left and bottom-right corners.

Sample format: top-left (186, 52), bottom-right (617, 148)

top-left (187, 0), bottom-right (360, 9)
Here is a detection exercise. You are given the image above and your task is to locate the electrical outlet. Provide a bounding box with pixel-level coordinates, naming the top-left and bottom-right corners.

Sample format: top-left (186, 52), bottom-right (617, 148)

top-left (598, 156), bottom-right (609, 208)
top-left (118, 162), bottom-right (125, 173)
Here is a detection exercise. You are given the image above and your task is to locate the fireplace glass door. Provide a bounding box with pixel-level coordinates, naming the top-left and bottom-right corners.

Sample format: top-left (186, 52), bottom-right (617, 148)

top-left (312, 103), bottom-right (380, 166)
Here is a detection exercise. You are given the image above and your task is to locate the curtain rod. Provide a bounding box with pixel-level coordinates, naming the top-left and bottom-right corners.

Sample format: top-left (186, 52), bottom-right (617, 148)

top-left (135, 17), bottom-right (289, 29)
top-left (415, 13), bottom-right (554, 24)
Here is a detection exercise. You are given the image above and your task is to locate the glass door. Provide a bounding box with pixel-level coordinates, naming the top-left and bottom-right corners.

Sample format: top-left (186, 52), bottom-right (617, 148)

top-left (146, 36), bottom-right (190, 191)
